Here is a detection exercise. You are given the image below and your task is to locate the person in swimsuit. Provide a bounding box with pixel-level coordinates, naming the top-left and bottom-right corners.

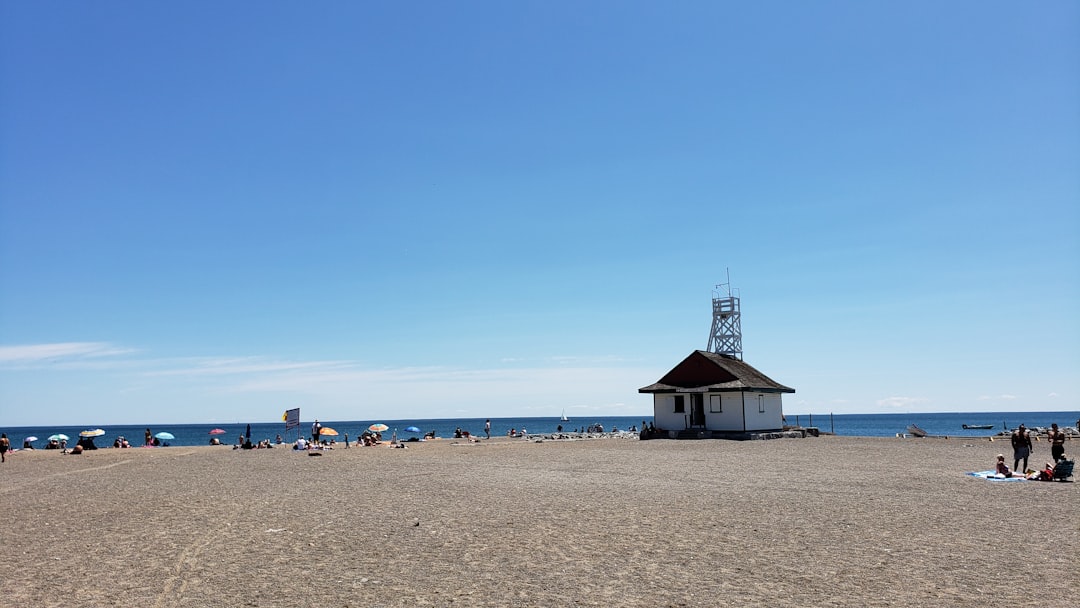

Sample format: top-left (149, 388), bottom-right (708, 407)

top-left (1011, 424), bottom-right (1032, 473)
top-left (995, 454), bottom-right (1016, 477)
top-left (1048, 423), bottom-right (1066, 462)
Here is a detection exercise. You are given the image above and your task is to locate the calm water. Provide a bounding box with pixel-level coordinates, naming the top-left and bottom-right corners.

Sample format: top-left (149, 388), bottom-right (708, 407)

top-left (5, 411), bottom-right (1078, 448)
top-left (785, 411), bottom-right (1080, 437)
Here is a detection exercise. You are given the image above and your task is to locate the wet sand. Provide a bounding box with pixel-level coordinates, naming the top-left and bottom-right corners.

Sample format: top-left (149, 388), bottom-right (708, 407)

top-left (1, 435), bottom-right (1076, 607)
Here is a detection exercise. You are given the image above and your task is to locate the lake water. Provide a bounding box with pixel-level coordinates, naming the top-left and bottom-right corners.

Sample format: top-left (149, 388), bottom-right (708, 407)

top-left (6, 411), bottom-right (1078, 449)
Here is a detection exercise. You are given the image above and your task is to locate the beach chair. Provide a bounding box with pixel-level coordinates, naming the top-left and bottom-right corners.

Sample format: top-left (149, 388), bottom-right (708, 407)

top-left (1052, 459), bottom-right (1074, 482)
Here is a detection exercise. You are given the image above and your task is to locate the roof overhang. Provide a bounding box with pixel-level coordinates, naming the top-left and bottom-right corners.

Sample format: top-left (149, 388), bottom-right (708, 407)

top-left (639, 383), bottom-right (795, 394)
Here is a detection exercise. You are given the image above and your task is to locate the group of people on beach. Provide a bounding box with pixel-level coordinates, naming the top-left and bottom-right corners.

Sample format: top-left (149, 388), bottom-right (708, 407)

top-left (993, 422), bottom-right (1070, 480)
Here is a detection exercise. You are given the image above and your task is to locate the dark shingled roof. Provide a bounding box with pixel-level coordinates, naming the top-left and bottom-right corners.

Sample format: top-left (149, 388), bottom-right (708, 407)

top-left (638, 350), bottom-right (795, 394)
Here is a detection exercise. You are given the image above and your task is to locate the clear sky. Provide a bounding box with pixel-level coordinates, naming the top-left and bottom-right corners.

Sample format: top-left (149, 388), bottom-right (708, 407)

top-left (1, 2), bottom-right (1077, 426)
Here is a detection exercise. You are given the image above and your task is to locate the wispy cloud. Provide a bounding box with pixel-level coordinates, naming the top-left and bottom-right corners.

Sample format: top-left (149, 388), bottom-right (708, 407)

top-left (977, 394), bottom-right (1018, 401)
top-left (876, 396), bottom-right (927, 409)
top-left (142, 357), bottom-right (358, 377)
top-left (0, 341), bottom-right (657, 421)
top-left (0, 342), bottom-right (136, 363)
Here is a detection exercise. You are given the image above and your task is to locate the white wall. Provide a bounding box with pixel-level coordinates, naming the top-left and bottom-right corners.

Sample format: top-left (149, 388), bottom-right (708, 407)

top-left (652, 392), bottom-right (785, 432)
top-left (737, 392), bottom-right (785, 431)
top-left (652, 394), bottom-right (687, 432)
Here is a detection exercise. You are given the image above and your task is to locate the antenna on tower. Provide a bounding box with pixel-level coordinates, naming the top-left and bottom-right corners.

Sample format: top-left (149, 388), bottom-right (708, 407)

top-left (706, 269), bottom-right (742, 360)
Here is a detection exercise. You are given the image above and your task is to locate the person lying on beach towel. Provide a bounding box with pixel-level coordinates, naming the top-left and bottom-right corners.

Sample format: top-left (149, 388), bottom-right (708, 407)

top-left (968, 455), bottom-right (1048, 481)
top-left (1026, 462), bottom-right (1056, 482)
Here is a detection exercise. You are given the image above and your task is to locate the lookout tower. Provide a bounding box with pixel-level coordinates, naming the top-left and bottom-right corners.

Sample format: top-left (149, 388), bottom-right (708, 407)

top-left (706, 275), bottom-right (742, 360)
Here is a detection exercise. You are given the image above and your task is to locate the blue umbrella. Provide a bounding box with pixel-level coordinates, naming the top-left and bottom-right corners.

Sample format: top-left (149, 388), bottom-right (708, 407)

top-left (155, 432), bottom-right (175, 440)
top-left (404, 426), bottom-right (421, 433)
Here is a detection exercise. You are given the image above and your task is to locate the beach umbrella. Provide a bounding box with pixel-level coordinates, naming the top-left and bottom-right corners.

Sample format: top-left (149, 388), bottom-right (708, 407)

top-left (80, 429), bottom-right (105, 438)
top-left (48, 434), bottom-right (70, 442)
top-left (319, 427), bottom-right (339, 436)
top-left (208, 428), bottom-right (226, 435)
top-left (404, 426), bottom-right (421, 433)
top-left (368, 423), bottom-right (389, 432)
top-left (154, 432), bottom-right (175, 440)
top-left (24, 436), bottom-right (38, 442)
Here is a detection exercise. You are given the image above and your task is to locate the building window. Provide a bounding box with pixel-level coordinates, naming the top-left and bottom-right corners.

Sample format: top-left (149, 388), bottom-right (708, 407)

top-left (710, 394), bottom-right (723, 413)
top-left (757, 394), bottom-right (765, 413)
top-left (673, 395), bottom-right (685, 413)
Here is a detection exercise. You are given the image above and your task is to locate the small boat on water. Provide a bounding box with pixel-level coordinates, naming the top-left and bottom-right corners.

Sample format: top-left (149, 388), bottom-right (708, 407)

top-left (560, 409), bottom-right (569, 422)
top-left (962, 424), bottom-right (994, 430)
top-left (906, 424), bottom-right (927, 437)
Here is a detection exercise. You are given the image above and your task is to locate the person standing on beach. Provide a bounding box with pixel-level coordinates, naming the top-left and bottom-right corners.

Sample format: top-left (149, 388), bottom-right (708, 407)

top-left (1011, 424), bottom-right (1032, 473)
top-left (1048, 424), bottom-right (1066, 462)
top-left (312, 419), bottom-right (322, 445)
top-left (485, 419), bottom-right (491, 439)
top-left (144, 428), bottom-right (152, 447)
top-left (0, 433), bottom-right (9, 462)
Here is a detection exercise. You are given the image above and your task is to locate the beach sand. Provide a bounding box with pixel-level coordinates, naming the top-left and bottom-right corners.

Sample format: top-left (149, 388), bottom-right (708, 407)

top-left (1, 436), bottom-right (1076, 607)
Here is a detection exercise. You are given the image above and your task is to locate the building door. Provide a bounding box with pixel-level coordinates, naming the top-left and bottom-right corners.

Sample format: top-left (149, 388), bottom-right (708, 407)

top-left (690, 394), bottom-right (705, 427)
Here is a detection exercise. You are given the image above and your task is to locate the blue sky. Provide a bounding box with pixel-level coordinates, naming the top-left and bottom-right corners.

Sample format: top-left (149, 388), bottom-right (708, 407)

top-left (1, 2), bottom-right (1077, 426)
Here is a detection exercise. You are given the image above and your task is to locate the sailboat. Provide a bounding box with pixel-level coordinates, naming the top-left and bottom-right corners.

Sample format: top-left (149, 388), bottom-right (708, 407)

top-left (560, 409), bottom-right (570, 422)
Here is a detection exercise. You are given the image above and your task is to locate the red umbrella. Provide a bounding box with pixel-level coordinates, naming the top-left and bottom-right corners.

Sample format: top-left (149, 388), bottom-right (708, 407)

top-left (209, 428), bottom-right (226, 435)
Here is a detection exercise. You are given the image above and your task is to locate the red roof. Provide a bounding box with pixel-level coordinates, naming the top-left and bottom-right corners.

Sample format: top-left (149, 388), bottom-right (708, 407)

top-left (638, 350), bottom-right (795, 394)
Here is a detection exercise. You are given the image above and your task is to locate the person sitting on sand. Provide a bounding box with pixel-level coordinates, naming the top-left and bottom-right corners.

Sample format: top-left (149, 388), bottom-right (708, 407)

top-left (994, 454), bottom-right (1042, 479)
top-left (995, 454), bottom-right (1017, 478)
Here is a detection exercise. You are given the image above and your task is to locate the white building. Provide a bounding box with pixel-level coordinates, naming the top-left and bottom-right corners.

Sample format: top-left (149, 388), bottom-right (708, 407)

top-left (639, 350), bottom-right (795, 437)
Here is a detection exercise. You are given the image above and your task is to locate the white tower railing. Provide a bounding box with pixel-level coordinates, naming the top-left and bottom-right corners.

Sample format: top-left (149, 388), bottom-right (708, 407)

top-left (706, 279), bottom-right (742, 360)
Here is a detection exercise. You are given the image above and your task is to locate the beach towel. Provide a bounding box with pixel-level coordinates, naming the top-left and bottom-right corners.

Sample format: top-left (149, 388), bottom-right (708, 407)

top-left (966, 470), bottom-right (1028, 482)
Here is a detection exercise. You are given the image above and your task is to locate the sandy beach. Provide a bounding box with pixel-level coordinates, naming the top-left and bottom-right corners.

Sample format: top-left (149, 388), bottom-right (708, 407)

top-left (1, 435), bottom-right (1076, 607)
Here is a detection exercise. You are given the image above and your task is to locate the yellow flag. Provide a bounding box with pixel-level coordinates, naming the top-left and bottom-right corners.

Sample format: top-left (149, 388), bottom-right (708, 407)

top-left (282, 411), bottom-right (288, 421)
